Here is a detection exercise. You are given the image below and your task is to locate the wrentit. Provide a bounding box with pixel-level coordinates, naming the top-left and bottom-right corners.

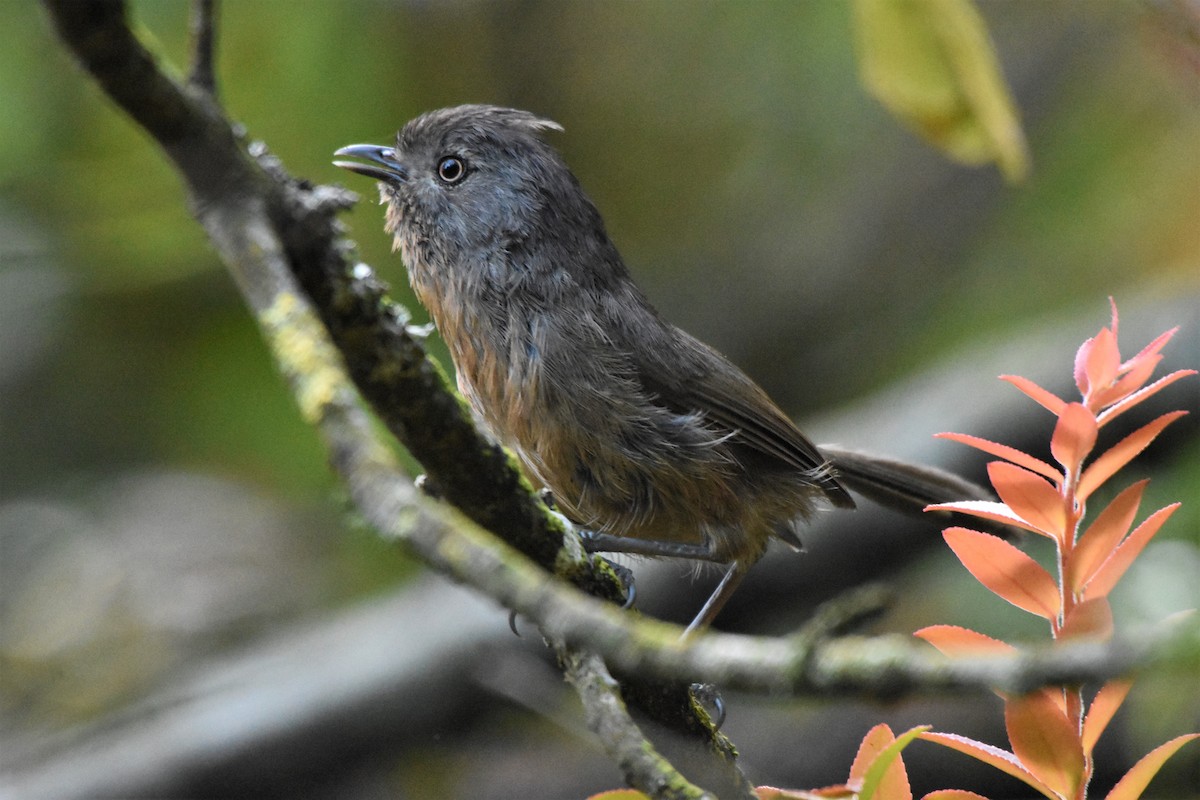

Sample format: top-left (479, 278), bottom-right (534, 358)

top-left (335, 105), bottom-right (936, 632)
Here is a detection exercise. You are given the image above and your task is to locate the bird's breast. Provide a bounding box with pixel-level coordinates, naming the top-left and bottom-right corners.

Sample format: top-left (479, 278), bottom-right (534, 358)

top-left (412, 269), bottom-right (540, 451)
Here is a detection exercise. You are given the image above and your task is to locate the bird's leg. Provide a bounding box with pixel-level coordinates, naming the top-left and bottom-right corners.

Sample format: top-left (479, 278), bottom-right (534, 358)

top-left (578, 529), bottom-right (749, 633)
top-left (580, 530), bottom-right (747, 727)
top-left (577, 530), bottom-right (726, 562)
top-left (683, 562), bottom-right (747, 636)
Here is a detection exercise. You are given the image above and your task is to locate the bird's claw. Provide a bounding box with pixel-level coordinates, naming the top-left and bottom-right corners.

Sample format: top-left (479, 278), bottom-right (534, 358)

top-left (602, 557), bottom-right (637, 610)
top-left (690, 682), bottom-right (726, 730)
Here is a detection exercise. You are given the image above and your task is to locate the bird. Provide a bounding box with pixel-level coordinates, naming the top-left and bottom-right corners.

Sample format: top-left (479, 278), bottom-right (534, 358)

top-left (333, 105), bottom-right (984, 633)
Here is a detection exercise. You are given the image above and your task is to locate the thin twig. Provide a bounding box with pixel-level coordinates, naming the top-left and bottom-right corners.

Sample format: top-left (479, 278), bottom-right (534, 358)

top-left (561, 648), bottom-right (732, 800)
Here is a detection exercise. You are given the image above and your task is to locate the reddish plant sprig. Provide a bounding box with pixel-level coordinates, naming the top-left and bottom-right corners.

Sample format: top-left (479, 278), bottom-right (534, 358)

top-left (929, 301), bottom-right (1192, 639)
top-left (912, 300), bottom-right (1197, 800)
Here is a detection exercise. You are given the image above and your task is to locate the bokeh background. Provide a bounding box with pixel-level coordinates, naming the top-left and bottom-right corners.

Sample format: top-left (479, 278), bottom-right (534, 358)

top-left (1, 2), bottom-right (1197, 798)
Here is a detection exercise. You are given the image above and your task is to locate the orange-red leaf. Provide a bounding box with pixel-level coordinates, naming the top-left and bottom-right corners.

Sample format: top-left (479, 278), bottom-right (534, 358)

top-left (935, 432), bottom-right (1060, 481)
top-left (1001, 374), bottom-right (1066, 415)
top-left (922, 792), bottom-right (991, 800)
top-left (1087, 328), bottom-right (1122, 395)
top-left (755, 787), bottom-right (842, 800)
top-left (803, 787), bottom-right (856, 799)
top-left (988, 461), bottom-right (1069, 541)
top-left (1083, 504), bottom-right (1181, 600)
top-left (1107, 297), bottom-right (1120, 335)
top-left (1077, 411), bottom-right (1188, 501)
top-left (1005, 691), bottom-right (1086, 799)
top-left (1081, 680), bottom-right (1132, 756)
top-left (1068, 480), bottom-right (1148, 594)
top-left (1092, 353), bottom-right (1159, 410)
top-left (1096, 369), bottom-right (1197, 427)
top-left (858, 725), bottom-right (927, 800)
top-left (927, 502), bottom-right (1051, 538)
top-left (1058, 597), bottom-right (1113, 642)
top-left (1050, 403), bottom-right (1098, 475)
top-left (1123, 325), bottom-right (1177, 370)
top-left (919, 732), bottom-right (1054, 797)
top-left (915, 627), bottom-right (1049, 707)
top-left (850, 723), bottom-right (897, 784)
top-left (1075, 326), bottom-right (1120, 400)
top-left (757, 785), bottom-right (854, 799)
top-left (915, 625), bottom-right (1015, 657)
top-left (944, 528), bottom-right (1061, 619)
top-left (1104, 733), bottom-right (1199, 800)
top-left (1036, 686), bottom-right (1072, 719)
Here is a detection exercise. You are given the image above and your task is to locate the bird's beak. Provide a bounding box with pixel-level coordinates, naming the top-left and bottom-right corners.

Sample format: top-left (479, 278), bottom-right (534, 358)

top-left (333, 144), bottom-right (408, 183)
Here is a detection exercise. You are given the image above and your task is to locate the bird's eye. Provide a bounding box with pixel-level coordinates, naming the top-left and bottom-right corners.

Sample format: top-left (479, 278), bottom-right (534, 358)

top-left (436, 156), bottom-right (467, 184)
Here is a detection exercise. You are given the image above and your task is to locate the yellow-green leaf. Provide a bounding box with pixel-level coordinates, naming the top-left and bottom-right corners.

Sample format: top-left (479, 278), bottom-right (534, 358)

top-left (853, 0), bottom-right (1030, 182)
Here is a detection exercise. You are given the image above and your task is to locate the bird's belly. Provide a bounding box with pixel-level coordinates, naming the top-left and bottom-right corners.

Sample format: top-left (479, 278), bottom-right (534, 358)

top-left (452, 335), bottom-right (776, 563)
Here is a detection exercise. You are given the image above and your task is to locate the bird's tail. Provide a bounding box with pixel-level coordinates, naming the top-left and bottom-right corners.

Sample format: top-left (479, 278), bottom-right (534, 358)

top-left (820, 444), bottom-right (1015, 536)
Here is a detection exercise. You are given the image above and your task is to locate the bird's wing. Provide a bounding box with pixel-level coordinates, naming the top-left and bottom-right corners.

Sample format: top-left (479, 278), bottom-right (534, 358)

top-left (629, 323), bottom-right (855, 508)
